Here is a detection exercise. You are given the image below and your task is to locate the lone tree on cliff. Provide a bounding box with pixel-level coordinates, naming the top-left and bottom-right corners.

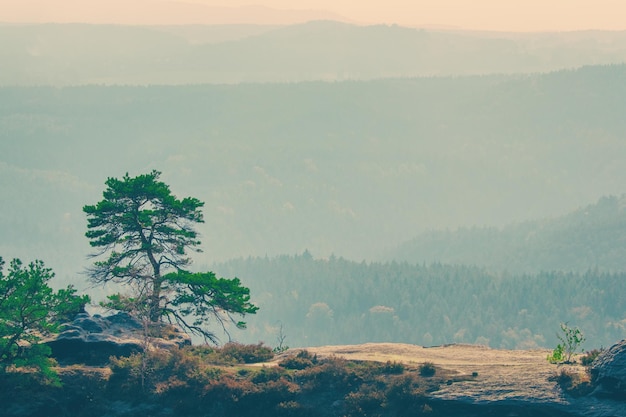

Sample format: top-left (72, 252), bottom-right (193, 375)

top-left (83, 170), bottom-right (257, 343)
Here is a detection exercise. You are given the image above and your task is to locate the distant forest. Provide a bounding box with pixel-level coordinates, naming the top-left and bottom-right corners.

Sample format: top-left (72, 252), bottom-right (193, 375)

top-left (390, 194), bottom-right (626, 273)
top-left (2, 47), bottom-right (626, 353)
top-left (213, 252), bottom-right (626, 350)
top-left (3, 64), bottom-right (626, 281)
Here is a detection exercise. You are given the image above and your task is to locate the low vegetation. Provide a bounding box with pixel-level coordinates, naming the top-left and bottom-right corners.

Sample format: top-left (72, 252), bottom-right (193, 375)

top-left (580, 348), bottom-right (604, 367)
top-left (0, 257), bottom-right (89, 385)
top-left (547, 323), bottom-right (585, 364)
top-left (550, 368), bottom-right (595, 397)
top-left (1, 343), bottom-right (460, 417)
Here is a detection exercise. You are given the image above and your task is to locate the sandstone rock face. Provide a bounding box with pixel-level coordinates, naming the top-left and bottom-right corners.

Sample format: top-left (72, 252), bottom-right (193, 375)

top-left (591, 339), bottom-right (626, 399)
top-left (46, 312), bottom-right (191, 365)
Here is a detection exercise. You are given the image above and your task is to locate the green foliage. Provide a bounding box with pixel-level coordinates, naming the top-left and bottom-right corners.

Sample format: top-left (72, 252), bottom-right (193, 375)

top-left (83, 170), bottom-right (204, 321)
top-left (164, 270), bottom-right (259, 343)
top-left (548, 324), bottom-right (586, 364)
top-left (99, 293), bottom-right (139, 313)
top-left (547, 343), bottom-right (565, 364)
top-left (0, 257), bottom-right (89, 382)
top-left (84, 171), bottom-right (257, 342)
top-left (213, 253), bottom-right (626, 349)
top-left (558, 323), bottom-right (585, 363)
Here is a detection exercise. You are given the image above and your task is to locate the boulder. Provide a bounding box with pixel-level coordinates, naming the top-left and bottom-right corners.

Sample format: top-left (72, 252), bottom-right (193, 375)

top-left (590, 339), bottom-right (626, 399)
top-left (45, 312), bottom-right (191, 365)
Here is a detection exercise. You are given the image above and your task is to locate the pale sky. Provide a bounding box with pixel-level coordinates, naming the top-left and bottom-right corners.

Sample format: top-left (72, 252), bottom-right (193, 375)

top-left (2, 0), bottom-right (626, 31)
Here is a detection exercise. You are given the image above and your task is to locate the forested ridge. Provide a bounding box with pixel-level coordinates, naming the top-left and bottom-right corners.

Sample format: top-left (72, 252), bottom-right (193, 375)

top-left (390, 194), bottom-right (626, 273)
top-left (2, 63), bottom-right (626, 353)
top-left (213, 252), bottom-right (626, 350)
top-left (3, 64), bottom-right (626, 283)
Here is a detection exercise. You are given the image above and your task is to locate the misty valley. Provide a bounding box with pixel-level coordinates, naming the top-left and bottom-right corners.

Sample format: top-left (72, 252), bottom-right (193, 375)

top-left (2, 20), bottom-right (626, 417)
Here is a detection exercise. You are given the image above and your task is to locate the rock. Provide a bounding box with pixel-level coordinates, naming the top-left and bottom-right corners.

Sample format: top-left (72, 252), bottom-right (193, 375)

top-left (303, 342), bottom-right (626, 416)
top-left (45, 312), bottom-right (191, 365)
top-left (591, 340), bottom-right (626, 399)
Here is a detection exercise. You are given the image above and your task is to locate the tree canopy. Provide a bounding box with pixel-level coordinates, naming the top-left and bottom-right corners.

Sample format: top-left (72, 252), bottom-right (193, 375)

top-left (84, 170), bottom-right (257, 342)
top-left (0, 257), bottom-right (88, 380)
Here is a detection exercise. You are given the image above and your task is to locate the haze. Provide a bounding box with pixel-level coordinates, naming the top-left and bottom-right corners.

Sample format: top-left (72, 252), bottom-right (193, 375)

top-left (3, 0), bottom-right (626, 31)
top-left (3, 0), bottom-right (626, 352)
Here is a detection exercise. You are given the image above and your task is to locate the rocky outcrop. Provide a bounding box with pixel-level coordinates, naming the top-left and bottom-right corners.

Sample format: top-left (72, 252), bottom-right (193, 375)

top-left (591, 340), bottom-right (626, 399)
top-left (303, 342), bottom-right (626, 417)
top-left (45, 312), bottom-right (191, 365)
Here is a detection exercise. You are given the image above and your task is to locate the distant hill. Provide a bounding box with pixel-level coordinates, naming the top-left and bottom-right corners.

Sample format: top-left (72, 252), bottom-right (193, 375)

top-left (2, 22), bottom-right (626, 85)
top-left (389, 195), bottom-right (626, 273)
top-left (2, 65), bottom-right (626, 284)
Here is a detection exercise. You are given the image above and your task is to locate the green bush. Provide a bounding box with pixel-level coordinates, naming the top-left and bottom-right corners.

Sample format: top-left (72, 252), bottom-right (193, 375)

top-left (548, 323), bottom-right (585, 364)
top-left (547, 343), bottom-right (565, 364)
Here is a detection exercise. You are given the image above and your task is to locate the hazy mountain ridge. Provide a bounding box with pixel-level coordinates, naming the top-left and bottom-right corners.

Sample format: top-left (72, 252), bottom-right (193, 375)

top-left (2, 22), bottom-right (626, 85)
top-left (2, 65), bottom-right (626, 285)
top-left (390, 195), bottom-right (626, 273)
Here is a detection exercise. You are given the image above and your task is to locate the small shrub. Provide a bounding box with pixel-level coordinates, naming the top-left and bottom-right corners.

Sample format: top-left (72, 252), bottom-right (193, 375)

top-left (296, 349), bottom-right (317, 361)
top-left (276, 400), bottom-right (310, 416)
top-left (274, 345), bottom-right (290, 354)
top-left (109, 347), bottom-right (222, 394)
top-left (280, 356), bottom-right (314, 370)
top-left (273, 323), bottom-right (290, 354)
top-left (555, 368), bottom-right (574, 386)
top-left (279, 350), bottom-right (317, 370)
top-left (221, 342), bottom-right (274, 364)
top-left (551, 368), bottom-right (594, 397)
top-left (344, 385), bottom-right (385, 417)
top-left (382, 361), bottom-right (405, 374)
top-left (547, 344), bottom-right (565, 364)
top-left (581, 348), bottom-right (603, 367)
top-left (419, 362), bottom-right (436, 377)
top-left (251, 366), bottom-right (287, 384)
top-left (385, 373), bottom-right (425, 409)
top-left (297, 356), bottom-right (354, 391)
top-left (549, 323), bottom-right (585, 363)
